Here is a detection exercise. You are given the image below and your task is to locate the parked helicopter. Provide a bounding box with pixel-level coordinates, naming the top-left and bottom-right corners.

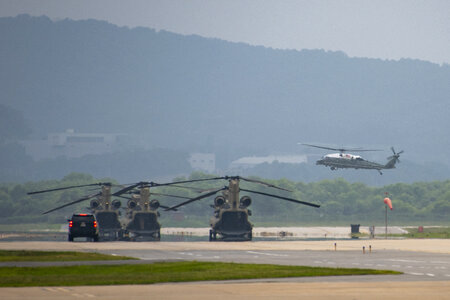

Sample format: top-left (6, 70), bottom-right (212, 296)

top-left (29, 182), bottom-right (123, 240)
top-left (163, 176), bottom-right (320, 241)
top-left (111, 181), bottom-right (191, 241)
top-left (29, 181), bottom-right (192, 241)
top-left (301, 143), bottom-right (403, 175)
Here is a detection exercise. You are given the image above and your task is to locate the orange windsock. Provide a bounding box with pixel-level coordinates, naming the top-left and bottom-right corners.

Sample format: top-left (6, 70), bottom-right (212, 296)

top-left (384, 197), bottom-right (393, 210)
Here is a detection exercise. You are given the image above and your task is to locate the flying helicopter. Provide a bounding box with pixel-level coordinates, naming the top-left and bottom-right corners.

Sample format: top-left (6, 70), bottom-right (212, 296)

top-left (163, 176), bottom-right (320, 241)
top-left (111, 181), bottom-right (191, 241)
top-left (28, 182), bottom-right (123, 241)
top-left (301, 143), bottom-right (404, 175)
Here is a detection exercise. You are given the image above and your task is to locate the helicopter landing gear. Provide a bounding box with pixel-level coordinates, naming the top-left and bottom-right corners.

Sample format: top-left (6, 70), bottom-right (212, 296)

top-left (209, 229), bottom-right (217, 241)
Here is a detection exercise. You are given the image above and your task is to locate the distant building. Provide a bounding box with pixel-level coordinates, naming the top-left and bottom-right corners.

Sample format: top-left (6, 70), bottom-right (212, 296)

top-left (188, 153), bottom-right (216, 173)
top-left (230, 154), bottom-right (307, 170)
top-left (21, 129), bottom-right (130, 160)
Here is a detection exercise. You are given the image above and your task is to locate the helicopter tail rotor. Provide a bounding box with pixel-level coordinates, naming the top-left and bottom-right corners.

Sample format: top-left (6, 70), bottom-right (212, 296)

top-left (384, 147), bottom-right (403, 169)
top-left (387, 147), bottom-right (404, 163)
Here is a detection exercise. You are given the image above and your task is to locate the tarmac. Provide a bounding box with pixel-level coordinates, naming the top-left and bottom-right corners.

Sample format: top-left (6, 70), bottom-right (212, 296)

top-left (0, 229), bottom-right (449, 299)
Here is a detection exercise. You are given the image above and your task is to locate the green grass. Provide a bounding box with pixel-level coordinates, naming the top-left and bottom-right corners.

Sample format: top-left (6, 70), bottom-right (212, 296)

top-left (399, 227), bottom-right (450, 239)
top-left (0, 250), bottom-right (136, 262)
top-left (0, 261), bottom-right (401, 287)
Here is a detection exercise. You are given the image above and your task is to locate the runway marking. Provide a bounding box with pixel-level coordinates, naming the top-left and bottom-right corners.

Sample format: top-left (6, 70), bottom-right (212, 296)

top-left (56, 287), bottom-right (70, 293)
top-left (426, 273), bottom-right (435, 277)
top-left (408, 272), bottom-right (424, 276)
top-left (392, 265), bottom-right (401, 267)
top-left (43, 287), bottom-right (59, 292)
top-left (246, 251), bottom-right (288, 257)
top-left (388, 259), bottom-right (425, 263)
top-left (72, 293), bottom-right (95, 298)
top-left (431, 261), bottom-right (450, 264)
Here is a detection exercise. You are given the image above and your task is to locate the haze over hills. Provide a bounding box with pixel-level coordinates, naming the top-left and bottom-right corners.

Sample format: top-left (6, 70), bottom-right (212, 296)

top-left (0, 14), bottom-right (449, 183)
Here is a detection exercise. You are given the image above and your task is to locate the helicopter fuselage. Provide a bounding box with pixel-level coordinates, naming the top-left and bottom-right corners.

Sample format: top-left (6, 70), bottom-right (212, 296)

top-left (210, 207), bottom-right (253, 241)
top-left (316, 153), bottom-right (388, 171)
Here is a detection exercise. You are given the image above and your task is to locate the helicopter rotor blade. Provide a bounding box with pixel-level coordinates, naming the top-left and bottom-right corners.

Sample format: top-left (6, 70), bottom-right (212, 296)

top-left (159, 205), bottom-right (178, 211)
top-left (155, 177), bottom-right (226, 187)
top-left (42, 192), bottom-right (102, 215)
top-left (240, 188), bottom-right (320, 208)
top-left (164, 187), bottom-right (227, 211)
top-left (111, 182), bottom-right (145, 196)
top-left (28, 183), bottom-right (111, 195)
top-left (162, 184), bottom-right (208, 193)
top-left (300, 143), bottom-right (382, 153)
top-left (115, 194), bottom-right (132, 200)
top-left (150, 192), bottom-right (192, 200)
top-left (238, 176), bottom-right (292, 192)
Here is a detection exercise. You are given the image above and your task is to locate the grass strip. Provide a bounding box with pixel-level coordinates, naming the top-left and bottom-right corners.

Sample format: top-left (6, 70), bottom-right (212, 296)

top-left (0, 261), bottom-right (401, 287)
top-left (0, 250), bottom-right (135, 262)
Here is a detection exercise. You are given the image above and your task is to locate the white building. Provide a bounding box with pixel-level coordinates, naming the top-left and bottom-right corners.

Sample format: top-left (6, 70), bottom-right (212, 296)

top-left (21, 129), bottom-right (130, 160)
top-left (230, 154), bottom-right (307, 170)
top-left (188, 153), bottom-right (216, 173)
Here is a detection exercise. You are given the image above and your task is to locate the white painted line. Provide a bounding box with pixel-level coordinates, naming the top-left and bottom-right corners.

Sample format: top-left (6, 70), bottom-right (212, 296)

top-left (246, 251), bottom-right (288, 257)
top-left (426, 273), bottom-right (435, 277)
top-left (388, 259), bottom-right (424, 263)
top-left (431, 261), bottom-right (450, 264)
top-left (408, 272), bottom-right (424, 276)
top-left (84, 294), bottom-right (95, 298)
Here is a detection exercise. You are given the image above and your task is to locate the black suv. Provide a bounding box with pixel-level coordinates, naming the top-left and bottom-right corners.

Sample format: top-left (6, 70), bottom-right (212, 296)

top-left (68, 214), bottom-right (99, 242)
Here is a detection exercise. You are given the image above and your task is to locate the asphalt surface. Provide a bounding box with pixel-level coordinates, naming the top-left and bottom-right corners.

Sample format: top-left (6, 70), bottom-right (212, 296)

top-left (1, 239), bottom-right (449, 299)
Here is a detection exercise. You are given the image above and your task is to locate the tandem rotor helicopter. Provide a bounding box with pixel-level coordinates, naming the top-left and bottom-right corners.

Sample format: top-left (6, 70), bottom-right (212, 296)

top-left (28, 183), bottom-right (123, 240)
top-left (162, 176), bottom-right (320, 241)
top-left (28, 181), bottom-right (191, 241)
top-left (300, 143), bottom-right (404, 175)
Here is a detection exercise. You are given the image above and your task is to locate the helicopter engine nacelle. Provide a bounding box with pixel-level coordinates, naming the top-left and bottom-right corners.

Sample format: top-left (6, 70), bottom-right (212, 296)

top-left (111, 199), bottom-right (121, 210)
top-left (214, 196), bottom-right (226, 207)
top-left (90, 199), bottom-right (100, 209)
top-left (127, 199), bottom-right (137, 209)
top-left (240, 196), bottom-right (252, 208)
top-left (150, 199), bottom-right (160, 210)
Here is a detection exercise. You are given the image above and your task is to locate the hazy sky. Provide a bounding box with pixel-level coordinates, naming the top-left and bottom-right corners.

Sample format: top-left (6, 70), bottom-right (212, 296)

top-left (1, 0), bottom-right (449, 64)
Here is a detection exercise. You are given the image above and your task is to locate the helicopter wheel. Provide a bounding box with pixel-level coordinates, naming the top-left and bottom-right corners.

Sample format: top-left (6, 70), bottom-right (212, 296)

top-left (209, 230), bottom-right (217, 241)
top-left (68, 234), bottom-right (73, 242)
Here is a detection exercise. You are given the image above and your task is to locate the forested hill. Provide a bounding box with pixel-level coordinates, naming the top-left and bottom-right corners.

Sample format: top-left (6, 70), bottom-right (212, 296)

top-left (1, 14), bottom-right (450, 166)
top-left (1, 173), bottom-right (449, 225)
